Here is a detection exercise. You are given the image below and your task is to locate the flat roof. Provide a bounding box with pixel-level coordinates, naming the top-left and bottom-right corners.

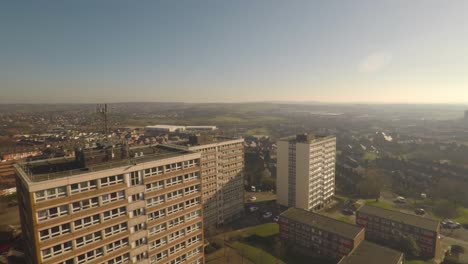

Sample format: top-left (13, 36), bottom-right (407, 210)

top-left (279, 134), bottom-right (335, 144)
top-left (16, 145), bottom-right (195, 182)
top-left (338, 241), bottom-right (403, 264)
top-left (173, 136), bottom-right (243, 147)
top-left (280, 208), bottom-right (364, 240)
top-left (145, 125), bottom-right (185, 129)
top-left (358, 205), bottom-right (439, 231)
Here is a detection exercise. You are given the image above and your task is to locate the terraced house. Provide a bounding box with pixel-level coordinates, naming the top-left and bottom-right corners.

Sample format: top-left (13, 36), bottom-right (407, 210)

top-left (15, 144), bottom-right (204, 264)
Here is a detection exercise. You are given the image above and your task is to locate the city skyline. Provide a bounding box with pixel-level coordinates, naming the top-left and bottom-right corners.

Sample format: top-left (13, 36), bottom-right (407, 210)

top-left (2, 1), bottom-right (468, 104)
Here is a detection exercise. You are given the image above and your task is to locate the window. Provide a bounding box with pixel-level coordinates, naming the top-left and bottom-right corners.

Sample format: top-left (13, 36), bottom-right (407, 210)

top-left (39, 223), bottom-right (70, 241)
top-left (184, 172), bottom-right (199, 182)
top-left (185, 197), bottom-right (200, 209)
top-left (166, 176), bottom-right (183, 187)
top-left (41, 241), bottom-right (72, 260)
top-left (153, 250), bottom-right (167, 263)
top-left (35, 186), bottom-right (67, 202)
top-left (132, 208), bottom-right (145, 217)
top-left (149, 237), bottom-right (167, 250)
top-left (184, 185), bottom-right (200, 195)
top-left (186, 210), bottom-right (201, 221)
top-left (183, 160), bottom-right (197, 168)
top-left (130, 171), bottom-right (141, 186)
top-left (169, 241), bottom-right (186, 254)
top-left (167, 189), bottom-right (183, 200)
top-left (107, 238), bottom-right (129, 253)
top-left (71, 180), bottom-right (97, 194)
top-left (165, 162), bottom-right (182, 173)
top-left (186, 222), bottom-right (202, 234)
top-left (72, 197), bottom-right (99, 213)
top-left (102, 191), bottom-right (125, 204)
top-left (148, 223), bottom-right (166, 235)
top-left (77, 248), bottom-right (103, 264)
top-left (134, 237), bottom-right (146, 248)
top-left (167, 202), bottom-right (184, 215)
top-left (100, 175), bottom-right (124, 187)
top-left (37, 205), bottom-right (69, 222)
top-left (108, 253), bottom-right (130, 264)
top-left (104, 223), bottom-right (127, 237)
top-left (147, 195), bottom-right (165, 207)
top-left (168, 229), bottom-right (185, 242)
top-left (132, 222), bottom-right (146, 233)
top-left (103, 206), bottom-right (126, 220)
top-left (168, 216), bottom-right (184, 228)
top-left (145, 180), bottom-right (164, 192)
top-left (145, 166), bottom-right (163, 177)
top-left (131, 193), bottom-right (144, 202)
top-left (74, 214), bottom-right (100, 230)
top-left (148, 209), bottom-right (165, 221)
top-left (187, 235), bottom-right (202, 246)
top-left (76, 231), bottom-right (102, 248)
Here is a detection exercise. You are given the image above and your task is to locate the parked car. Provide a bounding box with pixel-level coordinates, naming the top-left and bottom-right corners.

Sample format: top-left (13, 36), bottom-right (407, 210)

top-left (394, 196), bottom-right (406, 203)
top-left (342, 208), bottom-right (355, 215)
top-left (263, 212), bottom-right (272, 218)
top-left (248, 206), bottom-right (259, 212)
top-left (247, 196), bottom-right (257, 202)
top-left (273, 216), bottom-right (279, 222)
top-left (441, 219), bottom-right (461, 229)
top-left (414, 208), bottom-right (425, 215)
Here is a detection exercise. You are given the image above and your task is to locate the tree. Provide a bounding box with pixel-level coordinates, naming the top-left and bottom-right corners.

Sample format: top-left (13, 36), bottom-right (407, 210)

top-left (400, 235), bottom-right (421, 257)
top-left (433, 199), bottom-right (458, 219)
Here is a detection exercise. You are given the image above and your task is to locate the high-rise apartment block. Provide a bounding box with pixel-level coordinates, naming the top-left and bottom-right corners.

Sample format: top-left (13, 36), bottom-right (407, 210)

top-left (165, 134), bottom-right (245, 227)
top-left (464, 110), bottom-right (468, 121)
top-left (277, 134), bottom-right (336, 211)
top-left (14, 144), bottom-right (204, 264)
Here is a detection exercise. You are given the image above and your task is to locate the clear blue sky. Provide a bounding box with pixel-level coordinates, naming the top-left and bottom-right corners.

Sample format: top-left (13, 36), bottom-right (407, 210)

top-left (1, 1), bottom-right (467, 103)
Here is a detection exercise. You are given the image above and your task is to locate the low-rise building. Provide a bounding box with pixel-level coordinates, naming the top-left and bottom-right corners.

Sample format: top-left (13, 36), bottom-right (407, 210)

top-left (279, 208), bottom-right (365, 260)
top-left (356, 205), bottom-right (440, 258)
top-left (338, 240), bottom-right (404, 264)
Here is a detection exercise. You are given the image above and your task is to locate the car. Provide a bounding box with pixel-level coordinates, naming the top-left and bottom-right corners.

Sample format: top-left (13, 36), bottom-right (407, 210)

top-left (414, 208), bottom-right (425, 215)
top-left (441, 219), bottom-right (461, 229)
top-left (273, 216), bottom-right (279, 222)
top-left (342, 208), bottom-right (354, 215)
top-left (263, 212), bottom-right (272, 218)
top-left (248, 196), bottom-right (257, 202)
top-left (394, 196), bottom-right (406, 203)
top-left (248, 206), bottom-right (259, 212)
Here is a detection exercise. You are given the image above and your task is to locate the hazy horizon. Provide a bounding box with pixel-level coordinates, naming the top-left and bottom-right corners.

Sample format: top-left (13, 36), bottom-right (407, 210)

top-left (2, 1), bottom-right (467, 104)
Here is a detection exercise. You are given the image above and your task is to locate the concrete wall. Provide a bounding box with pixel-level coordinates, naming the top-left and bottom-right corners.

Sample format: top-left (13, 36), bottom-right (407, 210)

top-left (276, 140), bottom-right (289, 207)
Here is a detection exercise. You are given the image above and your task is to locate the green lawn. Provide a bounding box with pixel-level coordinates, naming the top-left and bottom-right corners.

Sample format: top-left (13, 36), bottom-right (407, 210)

top-left (404, 260), bottom-right (426, 264)
top-left (365, 199), bottom-right (397, 211)
top-left (231, 241), bottom-right (285, 264)
top-left (454, 207), bottom-right (468, 224)
top-left (245, 127), bottom-right (270, 136)
top-left (338, 216), bottom-right (353, 223)
top-left (246, 223), bottom-right (279, 237)
top-left (363, 152), bottom-right (378, 160)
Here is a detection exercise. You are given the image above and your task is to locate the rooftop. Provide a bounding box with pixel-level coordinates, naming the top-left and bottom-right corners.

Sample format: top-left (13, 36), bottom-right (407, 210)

top-left (16, 145), bottom-right (194, 182)
top-left (172, 135), bottom-right (243, 147)
top-left (279, 133), bottom-right (335, 144)
top-left (358, 205), bottom-right (440, 231)
top-left (280, 208), bottom-right (364, 240)
top-left (338, 241), bottom-right (403, 264)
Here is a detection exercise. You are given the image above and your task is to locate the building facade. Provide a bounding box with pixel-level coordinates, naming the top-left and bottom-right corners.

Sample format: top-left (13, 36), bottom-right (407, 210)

top-left (277, 134), bottom-right (336, 211)
top-left (165, 135), bottom-right (245, 227)
top-left (356, 205), bottom-right (440, 258)
top-left (279, 208), bottom-right (365, 260)
top-left (15, 145), bottom-right (204, 264)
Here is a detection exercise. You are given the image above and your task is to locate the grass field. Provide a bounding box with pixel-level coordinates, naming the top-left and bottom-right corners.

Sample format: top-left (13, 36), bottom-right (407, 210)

top-left (365, 199), bottom-right (397, 210)
top-left (245, 127), bottom-right (270, 135)
top-left (231, 242), bottom-right (285, 264)
top-left (454, 207), bottom-right (468, 224)
top-left (245, 223), bottom-right (279, 237)
top-left (363, 152), bottom-right (378, 160)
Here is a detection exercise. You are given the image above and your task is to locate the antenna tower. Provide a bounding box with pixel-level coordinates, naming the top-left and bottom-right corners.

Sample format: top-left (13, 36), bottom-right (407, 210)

top-left (96, 104), bottom-right (109, 135)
